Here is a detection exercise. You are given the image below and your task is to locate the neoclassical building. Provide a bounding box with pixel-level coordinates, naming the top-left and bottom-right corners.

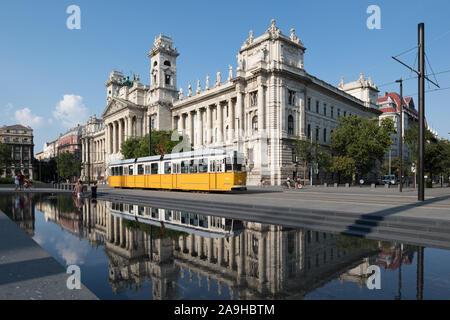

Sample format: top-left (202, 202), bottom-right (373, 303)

top-left (84, 20), bottom-right (382, 185)
top-left (81, 115), bottom-right (106, 181)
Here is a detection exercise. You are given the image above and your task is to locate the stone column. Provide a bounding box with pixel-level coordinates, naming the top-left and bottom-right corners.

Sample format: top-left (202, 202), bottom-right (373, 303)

top-left (206, 106), bottom-right (212, 144)
top-left (258, 80), bottom-right (265, 134)
top-left (187, 112), bottom-right (193, 145)
top-left (118, 119), bottom-right (123, 152)
top-left (199, 110), bottom-right (204, 146)
top-left (230, 99), bottom-right (235, 141)
top-left (236, 93), bottom-right (243, 139)
top-left (112, 121), bottom-right (117, 154)
top-left (258, 235), bottom-right (266, 283)
top-left (190, 235), bottom-right (195, 256)
top-left (218, 238), bottom-right (224, 266)
top-left (127, 116), bottom-right (132, 139)
top-left (218, 103), bottom-right (223, 143)
top-left (230, 236), bottom-right (235, 270)
top-left (238, 233), bottom-right (245, 277)
top-left (208, 238), bottom-right (213, 263)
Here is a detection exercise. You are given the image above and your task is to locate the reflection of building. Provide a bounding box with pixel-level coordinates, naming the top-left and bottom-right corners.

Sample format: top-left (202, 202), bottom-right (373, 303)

top-left (33, 197), bottom-right (383, 299)
top-left (0, 124), bottom-right (34, 178)
top-left (2, 194), bottom-right (35, 237)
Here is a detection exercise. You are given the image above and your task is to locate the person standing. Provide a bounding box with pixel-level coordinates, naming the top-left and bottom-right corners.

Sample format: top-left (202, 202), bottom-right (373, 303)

top-left (14, 174), bottom-right (19, 191)
top-left (18, 173), bottom-right (25, 191)
top-left (286, 176), bottom-right (291, 189)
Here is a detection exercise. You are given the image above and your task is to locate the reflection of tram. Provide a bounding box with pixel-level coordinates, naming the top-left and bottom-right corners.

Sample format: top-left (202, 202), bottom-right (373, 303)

top-left (109, 202), bottom-right (244, 238)
top-left (108, 148), bottom-right (246, 192)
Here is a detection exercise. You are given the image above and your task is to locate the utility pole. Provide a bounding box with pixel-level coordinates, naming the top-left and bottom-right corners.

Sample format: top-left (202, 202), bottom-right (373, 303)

top-left (396, 79), bottom-right (403, 192)
top-left (392, 23), bottom-right (439, 201)
top-left (87, 139), bottom-right (91, 185)
top-left (418, 23), bottom-right (425, 201)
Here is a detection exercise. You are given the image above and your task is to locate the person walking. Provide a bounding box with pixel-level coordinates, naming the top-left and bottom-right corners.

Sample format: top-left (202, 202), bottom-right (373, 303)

top-left (14, 174), bottom-right (19, 191)
top-left (286, 176), bottom-right (291, 189)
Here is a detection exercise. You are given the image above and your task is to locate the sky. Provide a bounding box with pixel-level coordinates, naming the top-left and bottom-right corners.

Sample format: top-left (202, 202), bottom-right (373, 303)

top-left (1, 0), bottom-right (449, 155)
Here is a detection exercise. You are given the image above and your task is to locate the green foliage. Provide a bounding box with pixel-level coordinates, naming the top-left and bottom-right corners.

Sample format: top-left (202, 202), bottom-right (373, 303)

top-left (56, 152), bottom-right (81, 180)
top-left (330, 156), bottom-right (356, 182)
top-left (330, 115), bottom-right (395, 176)
top-left (123, 219), bottom-right (187, 241)
top-left (0, 142), bottom-right (12, 176)
top-left (403, 123), bottom-right (435, 163)
top-left (121, 130), bottom-right (185, 159)
top-left (0, 177), bottom-right (14, 184)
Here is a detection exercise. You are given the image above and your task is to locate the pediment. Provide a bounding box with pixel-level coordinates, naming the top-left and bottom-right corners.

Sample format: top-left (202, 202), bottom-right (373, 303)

top-left (102, 98), bottom-right (127, 118)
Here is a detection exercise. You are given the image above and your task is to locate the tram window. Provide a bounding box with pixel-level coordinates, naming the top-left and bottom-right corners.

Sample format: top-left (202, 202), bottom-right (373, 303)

top-left (173, 163), bottom-right (180, 174)
top-left (129, 165), bottom-right (134, 175)
top-left (209, 160), bottom-right (215, 172)
top-left (164, 162), bottom-right (171, 174)
top-left (151, 208), bottom-right (159, 219)
top-left (225, 158), bottom-right (232, 172)
top-left (145, 165), bottom-right (151, 174)
top-left (181, 161), bottom-right (188, 173)
top-left (119, 167), bottom-right (123, 175)
top-left (199, 159), bottom-right (208, 173)
top-left (165, 211), bottom-right (172, 221)
top-left (138, 164), bottom-right (144, 175)
top-left (216, 160), bottom-right (222, 172)
top-left (138, 206), bottom-right (145, 216)
top-left (151, 163), bottom-right (159, 174)
top-left (124, 166), bottom-right (129, 175)
top-left (189, 160), bottom-right (198, 173)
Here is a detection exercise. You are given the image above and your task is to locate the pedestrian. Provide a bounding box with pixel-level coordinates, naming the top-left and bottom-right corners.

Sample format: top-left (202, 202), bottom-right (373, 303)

top-left (286, 176), bottom-right (291, 189)
top-left (296, 176), bottom-right (303, 189)
top-left (260, 177), bottom-right (265, 187)
top-left (14, 174), bottom-right (19, 191)
top-left (294, 176), bottom-right (298, 189)
top-left (18, 173), bottom-right (25, 191)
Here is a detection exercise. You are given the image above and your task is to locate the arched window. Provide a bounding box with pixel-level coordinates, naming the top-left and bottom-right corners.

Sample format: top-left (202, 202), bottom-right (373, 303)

top-left (252, 115), bottom-right (258, 133)
top-left (164, 60), bottom-right (171, 66)
top-left (153, 61), bottom-right (157, 67)
top-left (252, 235), bottom-right (259, 254)
top-left (288, 115), bottom-right (294, 135)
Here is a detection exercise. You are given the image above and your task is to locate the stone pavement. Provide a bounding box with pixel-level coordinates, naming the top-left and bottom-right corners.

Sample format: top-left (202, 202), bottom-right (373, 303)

top-left (0, 209), bottom-right (98, 300)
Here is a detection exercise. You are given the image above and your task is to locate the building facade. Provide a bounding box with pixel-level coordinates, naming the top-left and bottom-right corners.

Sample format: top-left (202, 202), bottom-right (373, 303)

top-left (81, 115), bottom-right (106, 181)
top-left (378, 92), bottom-right (418, 164)
top-left (43, 140), bottom-right (58, 160)
top-left (57, 125), bottom-right (83, 159)
top-left (0, 124), bottom-right (34, 179)
top-left (84, 20), bottom-right (382, 185)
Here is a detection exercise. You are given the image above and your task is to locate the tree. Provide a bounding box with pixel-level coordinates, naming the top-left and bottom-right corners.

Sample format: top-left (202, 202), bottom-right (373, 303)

top-left (331, 115), bottom-right (395, 179)
top-left (330, 156), bottom-right (356, 184)
top-left (121, 130), bottom-right (186, 159)
top-left (294, 136), bottom-right (319, 185)
top-left (56, 152), bottom-right (81, 181)
top-left (0, 142), bottom-right (12, 176)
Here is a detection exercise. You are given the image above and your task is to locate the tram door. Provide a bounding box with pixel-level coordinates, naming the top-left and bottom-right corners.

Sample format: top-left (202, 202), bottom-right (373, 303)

top-left (209, 160), bottom-right (217, 190)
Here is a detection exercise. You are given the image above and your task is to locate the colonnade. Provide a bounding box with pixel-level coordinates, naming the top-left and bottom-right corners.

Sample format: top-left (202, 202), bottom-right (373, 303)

top-left (105, 115), bottom-right (143, 154)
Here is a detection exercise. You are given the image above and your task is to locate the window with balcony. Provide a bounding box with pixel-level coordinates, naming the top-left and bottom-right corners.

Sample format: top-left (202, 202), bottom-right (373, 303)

top-left (288, 115), bottom-right (294, 135)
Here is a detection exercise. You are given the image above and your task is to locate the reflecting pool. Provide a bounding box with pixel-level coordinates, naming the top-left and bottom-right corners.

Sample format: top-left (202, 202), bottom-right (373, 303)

top-left (1, 192), bottom-right (449, 300)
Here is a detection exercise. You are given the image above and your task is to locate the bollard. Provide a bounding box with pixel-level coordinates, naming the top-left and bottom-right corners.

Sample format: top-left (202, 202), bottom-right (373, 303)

top-left (345, 183), bottom-right (350, 188)
top-left (334, 183), bottom-right (338, 188)
top-left (371, 183), bottom-right (376, 189)
top-left (384, 184), bottom-right (389, 189)
top-left (324, 183), bottom-right (328, 187)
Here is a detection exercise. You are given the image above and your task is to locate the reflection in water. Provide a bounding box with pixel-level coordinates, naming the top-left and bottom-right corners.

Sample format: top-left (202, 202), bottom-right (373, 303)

top-left (0, 193), bottom-right (425, 300)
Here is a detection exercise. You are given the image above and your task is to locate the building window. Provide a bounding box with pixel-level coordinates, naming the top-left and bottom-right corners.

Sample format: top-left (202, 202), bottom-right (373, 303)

top-left (344, 111), bottom-right (347, 117)
top-left (316, 101), bottom-right (319, 113)
top-left (307, 98), bottom-right (311, 111)
top-left (338, 109), bottom-right (341, 117)
top-left (250, 91), bottom-right (258, 106)
top-left (165, 74), bottom-right (171, 85)
top-left (288, 115), bottom-right (294, 135)
top-left (323, 104), bottom-right (327, 116)
top-left (252, 116), bottom-right (258, 133)
top-left (316, 126), bottom-right (319, 140)
top-left (331, 106), bottom-right (334, 118)
top-left (307, 124), bottom-right (311, 138)
top-left (323, 128), bottom-right (327, 142)
top-left (288, 90), bottom-right (296, 105)
top-left (164, 60), bottom-right (171, 66)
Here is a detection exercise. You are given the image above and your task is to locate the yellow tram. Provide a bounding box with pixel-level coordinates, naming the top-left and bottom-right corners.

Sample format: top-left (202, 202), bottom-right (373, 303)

top-left (108, 148), bottom-right (247, 191)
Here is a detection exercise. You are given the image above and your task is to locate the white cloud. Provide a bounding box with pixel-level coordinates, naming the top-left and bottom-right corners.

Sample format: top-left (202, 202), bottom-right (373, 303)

top-left (14, 107), bottom-right (45, 128)
top-left (53, 94), bottom-right (89, 128)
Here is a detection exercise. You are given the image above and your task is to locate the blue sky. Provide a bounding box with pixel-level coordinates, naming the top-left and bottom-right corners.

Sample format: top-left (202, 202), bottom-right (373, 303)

top-left (1, 0), bottom-right (449, 154)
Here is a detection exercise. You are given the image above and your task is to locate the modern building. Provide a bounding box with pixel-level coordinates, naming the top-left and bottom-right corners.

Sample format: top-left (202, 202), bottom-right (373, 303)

top-left (84, 20), bottom-right (382, 185)
top-left (0, 124), bottom-right (34, 178)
